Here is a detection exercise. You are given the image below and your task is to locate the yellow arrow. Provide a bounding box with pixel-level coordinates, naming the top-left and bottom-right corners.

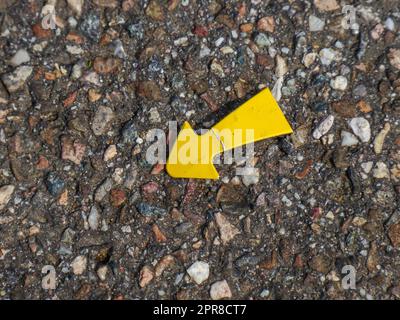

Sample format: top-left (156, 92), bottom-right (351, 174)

top-left (166, 88), bottom-right (293, 179)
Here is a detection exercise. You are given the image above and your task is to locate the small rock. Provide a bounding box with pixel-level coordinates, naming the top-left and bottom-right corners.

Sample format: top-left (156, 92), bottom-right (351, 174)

top-left (257, 16), bottom-right (275, 33)
top-left (314, 0), bottom-right (339, 12)
top-left (388, 223), bottom-right (400, 248)
top-left (97, 265), bottom-right (108, 281)
top-left (254, 33), bottom-right (271, 48)
top-left (361, 161), bottom-right (374, 174)
top-left (385, 18), bottom-right (395, 31)
top-left (93, 0), bottom-right (118, 7)
top-left (61, 137), bottom-right (86, 165)
top-left (309, 254), bottom-right (332, 274)
top-left (66, 45), bottom-right (83, 55)
top-left (371, 23), bottom-right (384, 40)
top-left (155, 255), bottom-right (175, 277)
top-left (71, 255), bottom-right (87, 275)
top-left (330, 76), bottom-right (348, 91)
top-left (149, 107), bottom-right (161, 123)
top-left (88, 206), bottom-right (100, 230)
top-left (309, 15), bottom-right (325, 32)
top-left (103, 145), bottom-right (117, 161)
top-left (92, 106), bottom-right (114, 136)
top-left (187, 261), bottom-right (209, 285)
top-left (80, 13), bottom-right (101, 42)
top-left (95, 178), bottom-right (113, 202)
top-left (215, 212), bottom-right (240, 244)
top-left (139, 265), bottom-right (154, 288)
top-left (152, 224), bottom-right (167, 243)
top-left (275, 55), bottom-right (288, 78)
top-left (373, 162), bottom-right (390, 179)
top-left (373, 123), bottom-right (390, 154)
top-left (341, 131), bottom-right (359, 146)
top-left (312, 115), bottom-right (334, 139)
top-left (46, 173), bottom-right (65, 197)
top-left (137, 81), bottom-right (162, 101)
top-left (9, 49), bottom-right (30, 67)
top-left (145, 0), bottom-right (164, 21)
top-left (388, 48), bottom-right (400, 70)
top-left (136, 202), bottom-right (167, 217)
top-left (1, 66), bottom-right (33, 92)
top-left (67, 0), bottom-right (84, 16)
top-left (93, 57), bottom-right (120, 74)
top-left (110, 189), bottom-right (126, 207)
top-left (319, 48), bottom-right (338, 66)
top-left (241, 168), bottom-right (260, 186)
top-left (349, 117), bottom-right (371, 142)
top-left (210, 280), bottom-right (232, 300)
top-left (303, 53), bottom-right (317, 68)
top-left (0, 185), bottom-right (15, 210)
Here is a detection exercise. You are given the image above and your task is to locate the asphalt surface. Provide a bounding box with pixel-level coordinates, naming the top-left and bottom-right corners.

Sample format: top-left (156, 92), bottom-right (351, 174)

top-left (0, 0), bottom-right (399, 300)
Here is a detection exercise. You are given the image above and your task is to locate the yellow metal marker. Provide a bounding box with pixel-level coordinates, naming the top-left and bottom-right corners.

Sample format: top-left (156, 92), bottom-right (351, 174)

top-left (166, 88), bottom-right (293, 179)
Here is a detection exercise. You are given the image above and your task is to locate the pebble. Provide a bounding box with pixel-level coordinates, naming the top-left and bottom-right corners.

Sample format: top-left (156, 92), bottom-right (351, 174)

top-left (312, 115), bottom-right (334, 139)
top-left (97, 265), bottom-right (108, 281)
top-left (45, 173), bottom-right (65, 197)
top-left (388, 223), bottom-right (400, 248)
top-left (121, 121), bottom-right (137, 144)
top-left (388, 49), bottom-right (400, 70)
top-left (71, 255), bottom-right (87, 275)
top-left (275, 55), bottom-right (288, 78)
top-left (309, 15), bottom-right (325, 32)
top-left (330, 76), bottom-right (348, 91)
top-left (303, 52), bottom-right (317, 68)
top-left (187, 261), bottom-right (209, 285)
top-left (210, 280), bottom-right (232, 300)
top-left (66, 45), bottom-right (83, 55)
top-left (349, 117), bottom-right (371, 142)
top-left (373, 123), bottom-right (390, 154)
top-left (95, 178), bottom-right (112, 202)
top-left (61, 137), bottom-right (86, 165)
top-left (79, 13), bottom-right (101, 41)
top-left (67, 0), bottom-right (84, 17)
top-left (361, 161), bottom-right (374, 174)
top-left (314, 0), bottom-right (339, 12)
top-left (9, 49), bottom-right (30, 67)
top-left (255, 33), bottom-right (271, 48)
top-left (214, 212), bottom-right (240, 244)
top-left (385, 17), bottom-right (395, 31)
top-left (341, 131), bottom-right (359, 146)
top-left (257, 16), bottom-right (275, 33)
top-left (139, 265), bottom-right (154, 288)
top-left (373, 162), bottom-right (390, 179)
top-left (241, 168), bottom-right (260, 186)
top-left (319, 48), bottom-right (338, 66)
top-left (103, 144), bottom-right (117, 161)
top-left (88, 206), bottom-right (100, 230)
top-left (0, 185), bottom-right (15, 210)
top-left (136, 202), bottom-right (167, 217)
top-left (92, 106), bottom-right (114, 136)
top-left (1, 66), bottom-right (33, 92)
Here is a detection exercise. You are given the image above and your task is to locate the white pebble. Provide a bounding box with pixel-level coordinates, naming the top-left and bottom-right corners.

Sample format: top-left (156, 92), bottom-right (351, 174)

top-left (341, 131), bottom-right (358, 146)
top-left (330, 76), bottom-right (348, 91)
top-left (187, 261), bottom-right (209, 285)
top-left (349, 117), bottom-right (371, 142)
top-left (372, 162), bottom-right (390, 179)
top-left (9, 49), bottom-right (30, 67)
top-left (210, 280), bottom-right (232, 300)
top-left (319, 48), bottom-right (338, 66)
top-left (71, 255), bottom-right (87, 275)
top-left (309, 15), bottom-right (325, 32)
top-left (313, 115), bottom-right (334, 139)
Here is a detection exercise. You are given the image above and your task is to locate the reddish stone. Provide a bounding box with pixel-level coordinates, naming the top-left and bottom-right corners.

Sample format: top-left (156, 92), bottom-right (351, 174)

top-left (110, 189), bottom-right (127, 207)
